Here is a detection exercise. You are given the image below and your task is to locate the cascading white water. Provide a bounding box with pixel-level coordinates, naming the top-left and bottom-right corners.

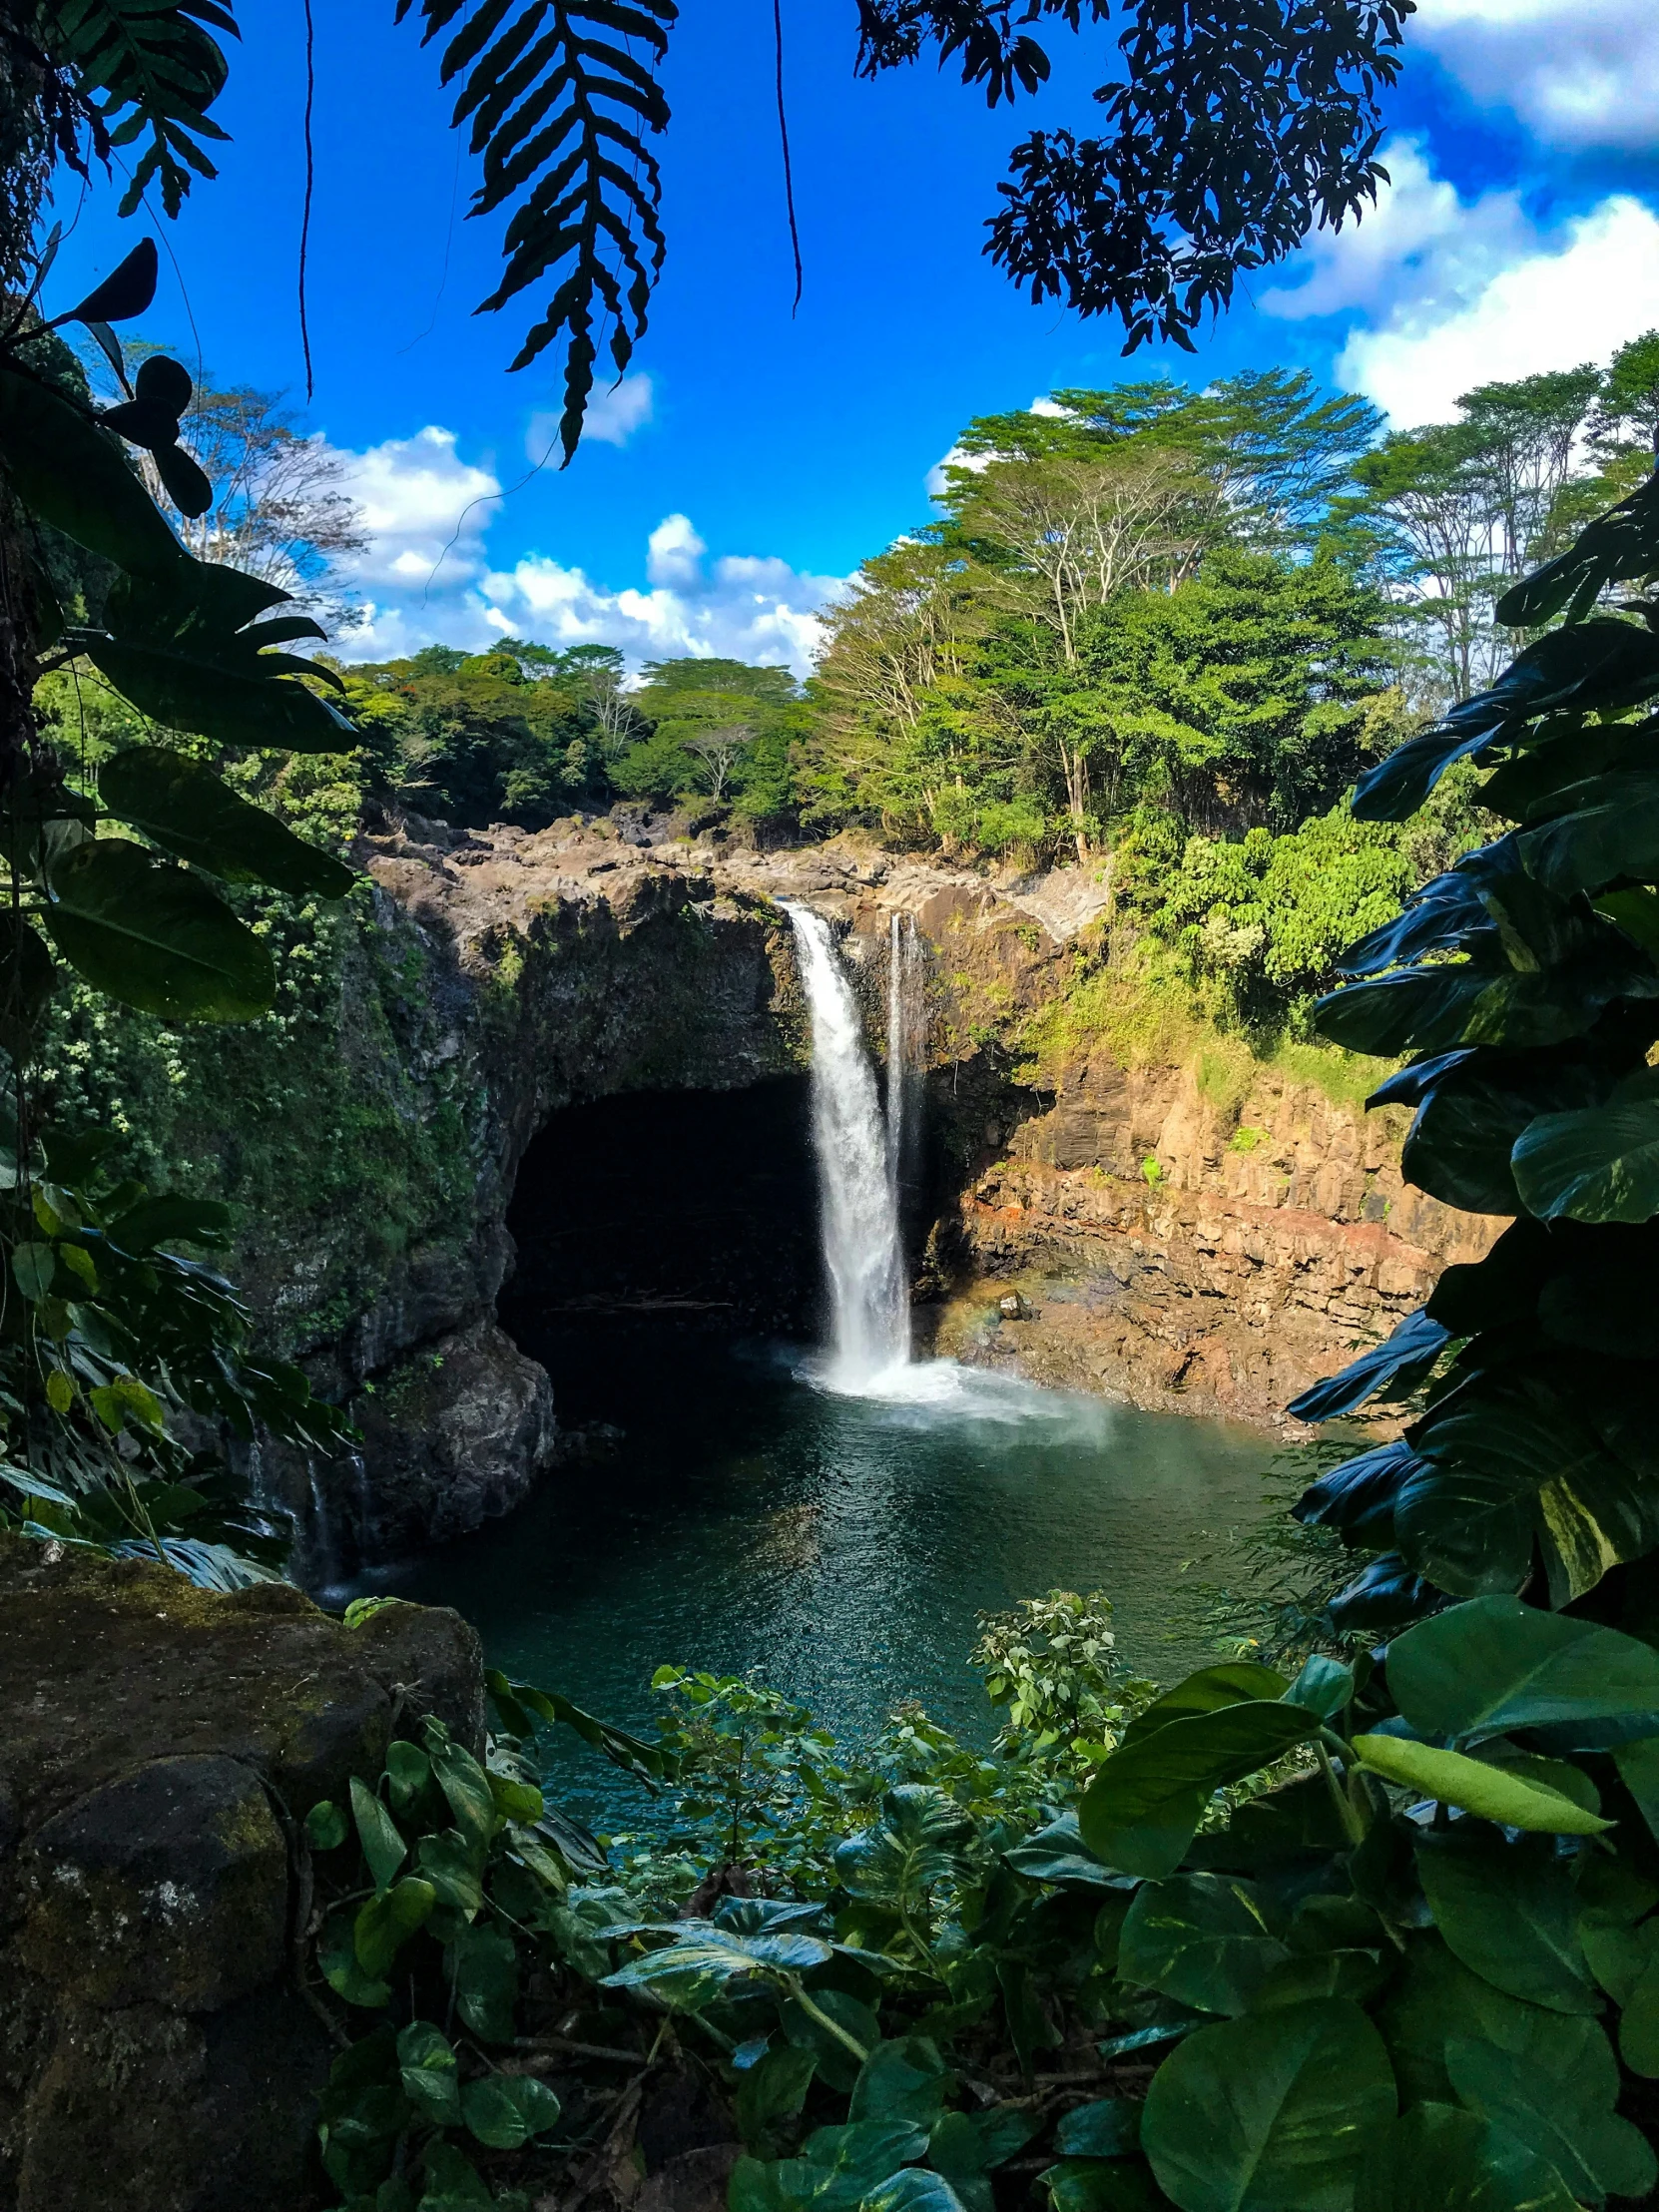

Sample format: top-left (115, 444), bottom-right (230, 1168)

top-left (885, 911), bottom-right (923, 1203)
top-left (785, 901), bottom-right (910, 1388)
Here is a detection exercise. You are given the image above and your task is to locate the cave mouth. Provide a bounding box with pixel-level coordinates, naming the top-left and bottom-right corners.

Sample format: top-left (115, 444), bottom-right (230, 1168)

top-left (500, 1077), bottom-right (825, 1411)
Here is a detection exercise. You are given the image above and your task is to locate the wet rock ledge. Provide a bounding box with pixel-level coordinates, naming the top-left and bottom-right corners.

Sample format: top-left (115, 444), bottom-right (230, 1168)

top-left (0, 1536), bottom-right (480, 2212)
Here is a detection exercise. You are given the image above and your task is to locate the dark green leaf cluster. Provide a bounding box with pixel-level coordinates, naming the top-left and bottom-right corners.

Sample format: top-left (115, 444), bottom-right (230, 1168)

top-left (1290, 476), bottom-right (1659, 1629)
top-left (1, 241), bottom-right (362, 1579)
top-left (0, 1117), bottom-right (350, 1578)
top-left (306, 1590), bottom-right (1659, 2212)
top-left (25, 0), bottom-right (236, 217)
top-left (395, 0), bottom-right (676, 464)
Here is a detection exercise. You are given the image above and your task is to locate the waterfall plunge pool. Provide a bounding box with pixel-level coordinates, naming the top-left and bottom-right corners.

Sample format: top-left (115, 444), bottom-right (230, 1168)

top-left (344, 1313), bottom-right (1278, 1820)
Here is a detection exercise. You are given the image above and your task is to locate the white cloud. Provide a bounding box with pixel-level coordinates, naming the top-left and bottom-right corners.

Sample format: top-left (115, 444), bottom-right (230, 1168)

top-left (1412, 0), bottom-right (1659, 151)
top-left (482, 527), bottom-right (848, 674)
top-left (328, 426), bottom-right (500, 594)
top-left (646, 511), bottom-right (707, 587)
top-left (1259, 140), bottom-right (1529, 325)
top-left (1258, 142), bottom-right (1659, 426)
top-left (322, 435), bottom-right (846, 672)
top-left (1339, 194), bottom-right (1659, 427)
top-left (526, 373), bottom-right (654, 459)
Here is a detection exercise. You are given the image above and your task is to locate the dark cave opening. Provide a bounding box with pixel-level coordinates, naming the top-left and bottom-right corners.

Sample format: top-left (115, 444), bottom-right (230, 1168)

top-left (500, 1077), bottom-right (825, 1368)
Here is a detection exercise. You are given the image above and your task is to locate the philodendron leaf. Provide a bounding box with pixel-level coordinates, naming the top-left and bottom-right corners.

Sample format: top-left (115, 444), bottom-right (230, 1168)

top-left (0, 365), bottom-right (183, 574)
top-left (1415, 1829), bottom-right (1600, 2015)
top-left (862, 2172), bottom-right (968, 2212)
top-left (100, 747), bottom-right (355, 897)
top-left (1117, 1874), bottom-right (1290, 2017)
top-left (0, 912), bottom-right (57, 1059)
top-left (1446, 2025), bottom-right (1658, 2204)
top-left (1140, 1996), bottom-right (1395, 2212)
top-left (1350, 1736), bottom-right (1610, 1835)
top-left (353, 1877), bottom-right (436, 1978)
top-left (1512, 1069), bottom-right (1659, 1223)
top-left (396, 2019), bottom-right (461, 2127)
top-left (1287, 1309), bottom-right (1449, 1424)
top-left (460, 2072), bottom-right (561, 2150)
top-left (349, 1777), bottom-right (407, 1894)
top-left (1080, 1701), bottom-right (1322, 1880)
top-left (43, 837), bottom-right (275, 1021)
top-left (1120, 1666), bottom-right (1291, 1745)
top-left (834, 1786), bottom-right (974, 1906)
top-left (85, 559), bottom-right (355, 755)
top-left (1386, 1595), bottom-right (1659, 1746)
top-left (450, 1923), bottom-right (519, 2043)
top-left (1355, 2103), bottom-right (1579, 2212)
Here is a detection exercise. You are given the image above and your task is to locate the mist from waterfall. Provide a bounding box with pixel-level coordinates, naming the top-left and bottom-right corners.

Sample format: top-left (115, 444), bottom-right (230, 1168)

top-left (785, 902), bottom-right (911, 1388)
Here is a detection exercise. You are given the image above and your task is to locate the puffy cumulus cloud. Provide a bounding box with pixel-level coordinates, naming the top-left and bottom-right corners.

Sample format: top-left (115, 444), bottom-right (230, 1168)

top-left (646, 511), bottom-right (706, 587)
top-left (481, 525), bottom-right (848, 674)
top-left (526, 373), bottom-right (654, 459)
top-left (1412, 0), bottom-right (1659, 152)
top-left (328, 426), bottom-right (500, 593)
top-left (1259, 144), bottom-right (1659, 427)
top-left (1338, 194), bottom-right (1659, 427)
top-left (1259, 140), bottom-right (1529, 325)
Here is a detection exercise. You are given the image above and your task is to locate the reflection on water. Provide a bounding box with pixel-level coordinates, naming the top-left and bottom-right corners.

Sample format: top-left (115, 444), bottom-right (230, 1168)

top-left (349, 1321), bottom-right (1278, 1798)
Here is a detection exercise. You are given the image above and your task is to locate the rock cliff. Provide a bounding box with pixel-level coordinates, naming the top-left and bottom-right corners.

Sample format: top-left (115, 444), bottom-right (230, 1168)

top-left (244, 811), bottom-right (1485, 1559)
top-left (0, 1536), bottom-right (479, 2212)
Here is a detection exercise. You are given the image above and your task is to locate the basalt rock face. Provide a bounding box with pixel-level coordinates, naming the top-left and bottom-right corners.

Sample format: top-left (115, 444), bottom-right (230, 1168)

top-left (926, 1053), bottom-right (1497, 1425)
top-left (0, 1537), bottom-right (480, 2212)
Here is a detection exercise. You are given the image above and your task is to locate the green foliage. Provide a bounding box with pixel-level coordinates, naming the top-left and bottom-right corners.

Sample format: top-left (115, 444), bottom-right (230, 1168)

top-left (612, 660), bottom-right (808, 819)
top-left (0, 1114), bottom-right (350, 1576)
top-left (0, 249), bottom-right (372, 1580)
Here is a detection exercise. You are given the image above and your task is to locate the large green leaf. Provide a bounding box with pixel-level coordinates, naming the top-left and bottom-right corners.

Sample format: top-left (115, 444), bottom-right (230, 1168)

top-left (1415, 1830), bottom-right (1600, 2014)
top-left (42, 836), bottom-right (275, 1020)
top-left (1314, 966), bottom-right (1495, 1058)
top-left (85, 560), bottom-right (355, 754)
top-left (1388, 1596), bottom-right (1659, 1746)
top-left (1349, 1736), bottom-right (1609, 1834)
top-left (0, 365), bottom-right (182, 575)
top-left (353, 1877), bottom-right (436, 1978)
top-left (849, 2040), bottom-right (953, 2128)
top-left (1140, 1997), bottom-right (1395, 2212)
top-left (1446, 2025), bottom-right (1657, 2204)
top-left (1512, 1069), bottom-right (1659, 1223)
top-left (1401, 1377), bottom-right (1653, 1603)
top-left (835, 1787), bottom-right (974, 1908)
top-left (350, 1776), bottom-right (408, 1894)
top-left (99, 747), bottom-right (355, 897)
top-left (1080, 1703), bottom-right (1323, 1880)
top-left (1120, 1667), bottom-right (1290, 1746)
top-left (449, 1923), bottom-right (519, 2043)
top-left (0, 911), bottom-right (58, 1060)
top-left (1355, 2103), bottom-right (1579, 2212)
top-left (1403, 1061), bottom-right (1607, 1217)
top-left (1118, 1875), bottom-right (1290, 2016)
top-left (1519, 769), bottom-right (1659, 898)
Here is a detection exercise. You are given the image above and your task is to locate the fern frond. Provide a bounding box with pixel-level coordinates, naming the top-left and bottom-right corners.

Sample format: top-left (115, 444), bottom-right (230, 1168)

top-left (42, 0), bottom-right (238, 217)
top-left (397, 0), bottom-right (676, 464)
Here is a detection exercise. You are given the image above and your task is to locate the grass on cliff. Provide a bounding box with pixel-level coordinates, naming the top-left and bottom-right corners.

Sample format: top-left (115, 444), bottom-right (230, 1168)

top-left (1015, 949), bottom-right (1392, 1120)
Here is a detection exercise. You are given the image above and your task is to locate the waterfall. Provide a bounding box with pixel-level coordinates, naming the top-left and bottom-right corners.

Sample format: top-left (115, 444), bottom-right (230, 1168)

top-left (785, 901), bottom-right (910, 1388)
top-left (885, 911), bottom-right (923, 1202)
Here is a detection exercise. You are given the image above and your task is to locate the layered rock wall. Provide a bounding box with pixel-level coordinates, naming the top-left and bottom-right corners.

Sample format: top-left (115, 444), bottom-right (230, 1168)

top-left (927, 1053), bottom-right (1495, 1424)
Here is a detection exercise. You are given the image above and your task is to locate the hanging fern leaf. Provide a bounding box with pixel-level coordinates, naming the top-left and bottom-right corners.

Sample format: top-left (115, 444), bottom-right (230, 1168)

top-left (397, 0), bottom-right (676, 465)
top-left (42, 0), bottom-right (239, 217)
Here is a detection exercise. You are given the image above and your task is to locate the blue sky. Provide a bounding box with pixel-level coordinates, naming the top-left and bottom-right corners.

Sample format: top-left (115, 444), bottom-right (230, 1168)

top-left (45, 0), bottom-right (1659, 670)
